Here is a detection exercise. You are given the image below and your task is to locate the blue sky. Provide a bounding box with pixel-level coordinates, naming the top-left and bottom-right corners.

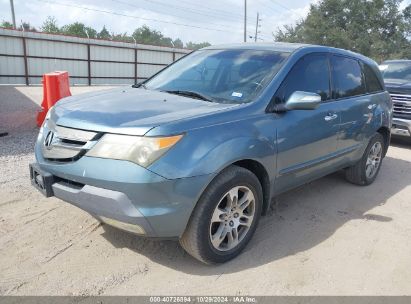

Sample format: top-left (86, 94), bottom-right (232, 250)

top-left (0, 0), bottom-right (317, 44)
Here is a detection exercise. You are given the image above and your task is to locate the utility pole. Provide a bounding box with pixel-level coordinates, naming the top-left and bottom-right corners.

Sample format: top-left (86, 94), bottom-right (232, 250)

top-left (10, 0), bottom-right (16, 29)
top-left (254, 12), bottom-right (260, 42)
top-left (244, 0), bottom-right (247, 42)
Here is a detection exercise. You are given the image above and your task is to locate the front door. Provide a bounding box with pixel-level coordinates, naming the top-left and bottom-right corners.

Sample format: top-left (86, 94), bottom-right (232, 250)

top-left (272, 53), bottom-right (341, 194)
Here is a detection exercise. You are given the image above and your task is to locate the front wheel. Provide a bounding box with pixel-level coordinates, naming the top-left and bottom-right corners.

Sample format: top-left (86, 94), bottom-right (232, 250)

top-left (180, 165), bottom-right (263, 264)
top-left (345, 133), bottom-right (385, 186)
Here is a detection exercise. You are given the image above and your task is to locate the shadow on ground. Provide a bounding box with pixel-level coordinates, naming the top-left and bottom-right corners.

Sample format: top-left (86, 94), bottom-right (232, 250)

top-left (101, 155), bottom-right (411, 275)
top-left (391, 136), bottom-right (411, 149)
top-left (0, 86), bottom-right (40, 157)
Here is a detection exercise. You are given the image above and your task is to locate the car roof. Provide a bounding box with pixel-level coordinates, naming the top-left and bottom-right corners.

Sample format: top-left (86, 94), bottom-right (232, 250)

top-left (202, 42), bottom-right (375, 64)
top-left (202, 42), bottom-right (311, 53)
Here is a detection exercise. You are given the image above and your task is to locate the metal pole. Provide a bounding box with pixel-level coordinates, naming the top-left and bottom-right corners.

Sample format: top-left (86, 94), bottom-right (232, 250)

top-left (254, 12), bottom-right (259, 42)
top-left (22, 36), bottom-right (29, 85)
top-left (10, 0), bottom-right (16, 29)
top-left (244, 0), bottom-right (247, 42)
top-left (134, 48), bottom-right (138, 85)
top-left (87, 44), bottom-right (91, 86)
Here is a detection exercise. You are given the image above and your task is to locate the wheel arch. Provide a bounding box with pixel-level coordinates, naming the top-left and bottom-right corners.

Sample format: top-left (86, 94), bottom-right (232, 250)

top-left (232, 159), bottom-right (271, 216)
top-left (377, 126), bottom-right (390, 156)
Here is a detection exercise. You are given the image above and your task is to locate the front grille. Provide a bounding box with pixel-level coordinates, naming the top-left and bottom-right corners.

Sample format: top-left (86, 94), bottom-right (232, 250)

top-left (390, 93), bottom-right (411, 119)
top-left (41, 119), bottom-right (99, 162)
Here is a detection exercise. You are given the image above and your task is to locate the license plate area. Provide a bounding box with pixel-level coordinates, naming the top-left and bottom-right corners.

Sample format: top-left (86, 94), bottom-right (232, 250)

top-left (29, 163), bottom-right (54, 197)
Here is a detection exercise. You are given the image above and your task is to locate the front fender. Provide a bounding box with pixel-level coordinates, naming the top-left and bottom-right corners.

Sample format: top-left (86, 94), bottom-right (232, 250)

top-left (147, 116), bottom-right (277, 180)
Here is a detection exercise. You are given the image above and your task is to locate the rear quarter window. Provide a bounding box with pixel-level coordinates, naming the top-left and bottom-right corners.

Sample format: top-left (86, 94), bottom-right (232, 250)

top-left (362, 63), bottom-right (384, 93)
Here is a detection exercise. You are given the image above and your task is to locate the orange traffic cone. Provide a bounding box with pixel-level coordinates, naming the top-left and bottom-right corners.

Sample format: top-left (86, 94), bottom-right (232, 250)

top-left (37, 71), bottom-right (72, 127)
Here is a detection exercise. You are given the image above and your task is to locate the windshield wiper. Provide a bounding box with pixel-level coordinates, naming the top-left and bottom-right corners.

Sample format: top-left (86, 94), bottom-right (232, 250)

top-left (164, 90), bottom-right (214, 102)
top-left (132, 83), bottom-right (147, 89)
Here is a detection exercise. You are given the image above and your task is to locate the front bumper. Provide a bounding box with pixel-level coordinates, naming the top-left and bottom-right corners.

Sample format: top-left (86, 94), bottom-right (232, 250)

top-left (392, 118), bottom-right (411, 137)
top-left (33, 144), bottom-right (214, 238)
top-left (52, 179), bottom-right (153, 235)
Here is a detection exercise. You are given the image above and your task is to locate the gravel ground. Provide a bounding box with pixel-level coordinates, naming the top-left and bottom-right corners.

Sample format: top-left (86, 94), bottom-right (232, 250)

top-left (1, 85), bottom-right (411, 295)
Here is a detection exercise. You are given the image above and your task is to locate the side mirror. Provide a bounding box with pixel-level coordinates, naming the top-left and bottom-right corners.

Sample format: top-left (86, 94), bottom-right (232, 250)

top-left (284, 91), bottom-right (321, 110)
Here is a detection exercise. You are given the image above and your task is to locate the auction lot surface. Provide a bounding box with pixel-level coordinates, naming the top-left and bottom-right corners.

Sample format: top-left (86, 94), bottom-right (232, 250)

top-left (1, 86), bottom-right (411, 295)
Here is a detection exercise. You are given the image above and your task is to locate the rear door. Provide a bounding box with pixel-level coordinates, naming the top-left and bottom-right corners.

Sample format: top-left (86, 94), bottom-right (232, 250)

top-left (274, 53), bottom-right (341, 193)
top-left (331, 56), bottom-right (381, 156)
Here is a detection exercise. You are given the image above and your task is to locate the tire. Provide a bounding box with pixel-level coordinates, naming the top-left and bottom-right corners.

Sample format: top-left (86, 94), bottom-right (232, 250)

top-left (180, 165), bottom-right (263, 264)
top-left (345, 133), bottom-right (385, 186)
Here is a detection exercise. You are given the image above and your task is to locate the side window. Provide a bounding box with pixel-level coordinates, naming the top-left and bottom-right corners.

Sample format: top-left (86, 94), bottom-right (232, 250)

top-left (362, 63), bottom-right (384, 93)
top-left (331, 56), bottom-right (366, 98)
top-left (274, 53), bottom-right (331, 104)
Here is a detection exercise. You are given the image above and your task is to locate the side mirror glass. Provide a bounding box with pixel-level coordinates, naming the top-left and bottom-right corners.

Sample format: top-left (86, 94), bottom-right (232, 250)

top-left (284, 91), bottom-right (322, 110)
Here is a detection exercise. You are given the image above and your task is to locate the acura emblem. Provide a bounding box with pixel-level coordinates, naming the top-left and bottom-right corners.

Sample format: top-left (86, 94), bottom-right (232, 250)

top-left (44, 131), bottom-right (55, 149)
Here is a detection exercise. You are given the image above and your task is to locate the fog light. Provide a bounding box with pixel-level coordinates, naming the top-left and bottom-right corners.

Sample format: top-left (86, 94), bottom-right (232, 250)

top-left (99, 216), bottom-right (145, 235)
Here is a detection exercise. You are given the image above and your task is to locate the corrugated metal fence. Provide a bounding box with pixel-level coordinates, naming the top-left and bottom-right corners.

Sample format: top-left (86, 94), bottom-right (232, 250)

top-left (0, 28), bottom-right (191, 85)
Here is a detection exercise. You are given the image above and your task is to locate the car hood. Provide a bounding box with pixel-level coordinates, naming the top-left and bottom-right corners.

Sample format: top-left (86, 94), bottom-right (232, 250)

top-left (52, 87), bottom-right (237, 135)
top-left (384, 78), bottom-right (411, 93)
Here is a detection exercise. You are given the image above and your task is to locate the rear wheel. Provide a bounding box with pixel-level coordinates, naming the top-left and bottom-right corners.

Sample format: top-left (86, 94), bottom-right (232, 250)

top-left (345, 133), bottom-right (385, 186)
top-left (180, 165), bottom-right (262, 264)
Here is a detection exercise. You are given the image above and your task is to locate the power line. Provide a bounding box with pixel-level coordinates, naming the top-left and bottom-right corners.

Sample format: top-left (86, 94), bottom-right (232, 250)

top-left (176, 0), bottom-right (245, 19)
top-left (252, 0), bottom-right (305, 40)
top-left (252, 0), bottom-right (286, 29)
top-left (110, 0), bottom-right (254, 31)
top-left (270, 0), bottom-right (294, 12)
top-left (35, 0), bottom-right (243, 34)
top-left (252, 2), bottom-right (280, 41)
top-left (149, 0), bottom-right (245, 20)
top-left (112, 0), bottom-right (244, 24)
top-left (254, 0), bottom-right (283, 18)
top-left (269, 0), bottom-right (306, 19)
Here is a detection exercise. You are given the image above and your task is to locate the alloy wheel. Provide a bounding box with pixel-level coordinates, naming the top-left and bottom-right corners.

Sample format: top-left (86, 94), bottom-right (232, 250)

top-left (209, 186), bottom-right (256, 251)
top-left (365, 141), bottom-right (382, 179)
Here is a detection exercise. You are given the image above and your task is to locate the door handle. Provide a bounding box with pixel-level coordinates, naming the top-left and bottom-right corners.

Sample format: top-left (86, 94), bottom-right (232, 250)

top-left (324, 113), bottom-right (338, 121)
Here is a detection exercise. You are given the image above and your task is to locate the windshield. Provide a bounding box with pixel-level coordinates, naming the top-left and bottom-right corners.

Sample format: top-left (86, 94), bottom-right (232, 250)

top-left (380, 61), bottom-right (411, 81)
top-left (144, 49), bottom-right (290, 104)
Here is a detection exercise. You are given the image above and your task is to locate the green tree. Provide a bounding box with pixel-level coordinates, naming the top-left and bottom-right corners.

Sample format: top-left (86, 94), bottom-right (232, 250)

top-left (185, 41), bottom-right (211, 50)
top-left (41, 16), bottom-right (60, 34)
top-left (19, 22), bottom-right (37, 32)
top-left (1, 21), bottom-right (14, 29)
top-left (274, 0), bottom-right (411, 61)
top-left (61, 22), bottom-right (97, 38)
top-left (132, 25), bottom-right (188, 47)
top-left (111, 32), bottom-right (133, 43)
top-left (32, 19), bottom-right (209, 49)
top-left (161, 37), bottom-right (173, 47)
top-left (173, 38), bottom-right (184, 48)
top-left (132, 25), bottom-right (175, 47)
top-left (98, 26), bottom-right (111, 39)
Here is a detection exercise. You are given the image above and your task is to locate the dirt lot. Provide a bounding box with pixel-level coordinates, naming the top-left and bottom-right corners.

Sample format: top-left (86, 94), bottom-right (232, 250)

top-left (1, 85), bottom-right (411, 295)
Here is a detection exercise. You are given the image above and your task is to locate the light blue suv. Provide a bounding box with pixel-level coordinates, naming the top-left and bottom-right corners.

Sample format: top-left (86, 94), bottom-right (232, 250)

top-left (30, 43), bottom-right (392, 264)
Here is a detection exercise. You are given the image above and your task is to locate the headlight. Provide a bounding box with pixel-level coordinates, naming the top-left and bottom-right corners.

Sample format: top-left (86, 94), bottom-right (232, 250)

top-left (86, 134), bottom-right (183, 167)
